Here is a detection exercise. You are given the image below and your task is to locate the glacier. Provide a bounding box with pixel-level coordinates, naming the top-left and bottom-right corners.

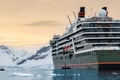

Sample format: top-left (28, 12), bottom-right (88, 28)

top-left (0, 45), bottom-right (53, 69)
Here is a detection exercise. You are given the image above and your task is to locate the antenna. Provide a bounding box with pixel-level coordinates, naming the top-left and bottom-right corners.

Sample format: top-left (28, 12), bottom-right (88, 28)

top-left (94, 12), bottom-right (96, 17)
top-left (90, 8), bottom-right (93, 17)
top-left (67, 15), bottom-right (72, 26)
top-left (72, 11), bottom-right (77, 19)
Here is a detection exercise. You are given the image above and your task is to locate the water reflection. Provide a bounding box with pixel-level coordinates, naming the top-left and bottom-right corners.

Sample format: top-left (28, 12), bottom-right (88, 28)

top-left (52, 69), bottom-right (120, 80)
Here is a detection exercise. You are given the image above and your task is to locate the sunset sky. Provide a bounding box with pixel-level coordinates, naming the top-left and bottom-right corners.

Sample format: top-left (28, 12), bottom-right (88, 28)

top-left (0, 0), bottom-right (120, 47)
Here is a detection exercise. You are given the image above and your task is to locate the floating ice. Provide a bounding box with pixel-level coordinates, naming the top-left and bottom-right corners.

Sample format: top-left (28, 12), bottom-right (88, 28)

top-left (36, 74), bottom-right (41, 77)
top-left (112, 72), bottom-right (118, 75)
top-left (12, 72), bottom-right (34, 77)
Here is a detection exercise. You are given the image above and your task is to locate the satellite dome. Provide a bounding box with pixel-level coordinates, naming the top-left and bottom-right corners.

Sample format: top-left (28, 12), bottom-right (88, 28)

top-left (99, 9), bottom-right (107, 17)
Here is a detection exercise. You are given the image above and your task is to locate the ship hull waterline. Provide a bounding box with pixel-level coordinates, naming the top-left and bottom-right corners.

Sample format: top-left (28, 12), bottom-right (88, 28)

top-left (52, 50), bottom-right (120, 70)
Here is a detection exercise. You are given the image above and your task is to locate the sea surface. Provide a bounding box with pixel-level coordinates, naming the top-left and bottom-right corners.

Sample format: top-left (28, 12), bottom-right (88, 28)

top-left (0, 66), bottom-right (120, 80)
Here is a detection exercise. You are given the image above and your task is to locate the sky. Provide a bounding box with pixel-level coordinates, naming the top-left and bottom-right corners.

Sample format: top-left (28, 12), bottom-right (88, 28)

top-left (0, 0), bottom-right (120, 47)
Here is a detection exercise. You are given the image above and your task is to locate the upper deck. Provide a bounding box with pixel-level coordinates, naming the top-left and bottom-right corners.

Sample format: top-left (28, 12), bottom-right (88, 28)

top-left (50, 7), bottom-right (120, 55)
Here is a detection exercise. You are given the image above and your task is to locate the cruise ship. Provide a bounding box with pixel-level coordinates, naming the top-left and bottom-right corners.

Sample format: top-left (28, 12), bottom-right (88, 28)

top-left (50, 7), bottom-right (120, 70)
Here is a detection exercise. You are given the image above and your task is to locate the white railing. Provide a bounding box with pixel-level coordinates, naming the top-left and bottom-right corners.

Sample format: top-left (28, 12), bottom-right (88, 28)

top-left (75, 46), bottom-right (120, 54)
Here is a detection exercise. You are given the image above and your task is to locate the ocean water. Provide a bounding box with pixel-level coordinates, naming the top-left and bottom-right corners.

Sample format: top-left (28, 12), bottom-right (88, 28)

top-left (0, 67), bottom-right (120, 80)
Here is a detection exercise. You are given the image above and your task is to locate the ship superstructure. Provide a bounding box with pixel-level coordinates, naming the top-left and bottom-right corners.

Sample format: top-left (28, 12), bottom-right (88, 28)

top-left (50, 7), bottom-right (120, 70)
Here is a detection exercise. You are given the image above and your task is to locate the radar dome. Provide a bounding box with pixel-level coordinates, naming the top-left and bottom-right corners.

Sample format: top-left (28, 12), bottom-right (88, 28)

top-left (99, 9), bottom-right (107, 17)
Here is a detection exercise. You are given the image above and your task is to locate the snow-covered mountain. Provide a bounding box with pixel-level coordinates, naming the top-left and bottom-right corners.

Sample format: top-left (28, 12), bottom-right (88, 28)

top-left (0, 45), bottom-right (53, 68)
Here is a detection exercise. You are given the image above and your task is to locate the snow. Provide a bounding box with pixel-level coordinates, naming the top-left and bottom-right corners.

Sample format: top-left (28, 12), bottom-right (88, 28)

top-left (0, 45), bottom-right (53, 68)
top-left (20, 49), bottom-right (54, 69)
top-left (0, 49), bottom-right (16, 66)
top-left (0, 53), bottom-right (15, 66)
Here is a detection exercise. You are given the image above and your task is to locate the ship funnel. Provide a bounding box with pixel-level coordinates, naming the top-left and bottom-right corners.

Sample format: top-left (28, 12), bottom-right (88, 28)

top-left (102, 7), bottom-right (107, 11)
top-left (78, 7), bottom-right (85, 18)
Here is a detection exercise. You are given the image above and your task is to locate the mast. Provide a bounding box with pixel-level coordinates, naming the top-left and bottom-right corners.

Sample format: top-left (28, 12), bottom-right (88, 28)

top-left (67, 15), bottom-right (72, 26)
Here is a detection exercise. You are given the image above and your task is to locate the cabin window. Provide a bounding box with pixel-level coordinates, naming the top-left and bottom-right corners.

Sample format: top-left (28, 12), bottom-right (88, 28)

top-left (60, 56), bottom-right (63, 60)
top-left (52, 54), bottom-right (56, 56)
top-left (76, 46), bottom-right (84, 51)
top-left (112, 23), bottom-right (120, 27)
top-left (77, 24), bottom-right (82, 28)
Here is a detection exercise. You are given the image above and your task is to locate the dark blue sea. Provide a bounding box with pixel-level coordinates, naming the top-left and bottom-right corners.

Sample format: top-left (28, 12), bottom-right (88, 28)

top-left (0, 67), bottom-right (120, 80)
